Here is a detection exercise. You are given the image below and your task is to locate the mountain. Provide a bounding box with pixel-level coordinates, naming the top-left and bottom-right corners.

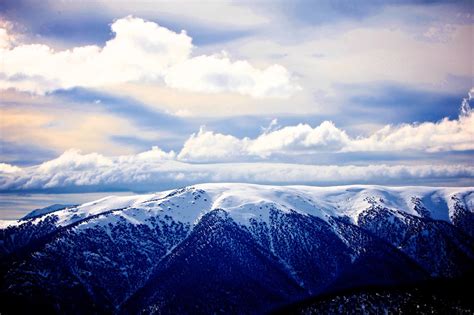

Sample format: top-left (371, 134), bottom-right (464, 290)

top-left (274, 276), bottom-right (474, 314)
top-left (0, 183), bottom-right (473, 314)
top-left (21, 204), bottom-right (77, 220)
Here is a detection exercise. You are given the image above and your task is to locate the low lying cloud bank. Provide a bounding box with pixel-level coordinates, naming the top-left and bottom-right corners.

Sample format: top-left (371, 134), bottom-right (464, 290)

top-left (1, 91), bottom-right (473, 192)
top-left (1, 147), bottom-right (473, 192)
top-left (0, 16), bottom-right (300, 98)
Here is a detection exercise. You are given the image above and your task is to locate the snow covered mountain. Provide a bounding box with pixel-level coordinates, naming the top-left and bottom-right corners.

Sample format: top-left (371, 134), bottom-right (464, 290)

top-left (21, 204), bottom-right (77, 220)
top-left (1, 183), bottom-right (473, 314)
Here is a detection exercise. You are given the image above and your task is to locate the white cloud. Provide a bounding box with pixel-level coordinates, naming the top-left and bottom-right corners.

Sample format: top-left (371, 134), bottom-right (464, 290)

top-left (0, 20), bottom-right (15, 49)
top-left (0, 163), bottom-right (22, 174)
top-left (0, 28), bottom-right (12, 49)
top-left (165, 52), bottom-right (300, 98)
top-left (0, 16), bottom-right (191, 93)
top-left (177, 127), bottom-right (248, 161)
top-left (177, 97), bottom-right (474, 161)
top-left (460, 87), bottom-right (473, 117)
top-left (132, 146), bottom-right (177, 161)
top-left (346, 89), bottom-right (474, 153)
top-left (346, 112), bottom-right (474, 153)
top-left (226, 23), bottom-right (473, 95)
top-left (1, 149), bottom-right (472, 191)
top-left (247, 121), bottom-right (350, 157)
top-left (0, 16), bottom-right (299, 98)
top-left (178, 121), bottom-right (351, 161)
top-left (38, 149), bottom-right (113, 173)
top-left (2, 93), bottom-right (473, 189)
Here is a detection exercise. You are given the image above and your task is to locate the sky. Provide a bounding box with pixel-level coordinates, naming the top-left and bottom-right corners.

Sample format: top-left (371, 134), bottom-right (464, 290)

top-left (0, 0), bottom-right (473, 194)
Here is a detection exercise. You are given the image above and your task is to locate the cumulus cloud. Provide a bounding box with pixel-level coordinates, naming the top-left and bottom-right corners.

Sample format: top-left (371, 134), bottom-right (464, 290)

top-left (247, 121), bottom-right (350, 157)
top-left (1, 149), bottom-right (472, 192)
top-left (0, 16), bottom-right (191, 94)
top-left (178, 121), bottom-right (350, 161)
top-left (177, 127), bottom-right (248, 161)
top-left (0, 16), bottom-right (299, 98)
top-left (0, 163), bottom-right (22, 174)
top-left (346, 114), bottom-right (474, 153)
top-left (177, 93), bottom-right (474, 161)
top-left (2, 93), bottom-right (473, 190)
top-left (164, 52), bottom-right (300, 98)
top-left (345, 89), bottom-right (474, 153)
top-left (37, 149), bottom-right (114, 173)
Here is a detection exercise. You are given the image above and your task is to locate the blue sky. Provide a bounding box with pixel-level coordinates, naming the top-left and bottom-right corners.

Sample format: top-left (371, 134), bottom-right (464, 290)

top-left (0, 0), bottom-right (473, 192)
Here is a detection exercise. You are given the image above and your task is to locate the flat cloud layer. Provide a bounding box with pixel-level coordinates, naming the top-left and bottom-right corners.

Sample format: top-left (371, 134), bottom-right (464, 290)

top-left (1, 148), bottom-right (473, 192)
top-left (0, 17), bottom-right (299, 98)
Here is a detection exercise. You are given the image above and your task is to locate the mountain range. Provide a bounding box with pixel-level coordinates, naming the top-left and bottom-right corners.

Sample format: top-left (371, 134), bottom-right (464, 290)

top-left (1, 183), bottom-right (473, 314)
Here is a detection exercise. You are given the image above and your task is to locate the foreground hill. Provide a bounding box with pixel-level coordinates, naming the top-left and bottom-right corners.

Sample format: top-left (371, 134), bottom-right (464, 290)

top-left (0, 183), bottom-right (473, 314)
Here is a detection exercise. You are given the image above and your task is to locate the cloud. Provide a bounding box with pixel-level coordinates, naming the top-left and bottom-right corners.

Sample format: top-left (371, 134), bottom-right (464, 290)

top-left (1, 148), bottom-right (473, 192)
top-left (38, 149), bottom-right (113, 173)
top-left (177, 93), bottom-right (474, 161)
top-left (0, 100), bottom-right (166, 157)
top-left (0, 20), bottom-right (16, 49)
top-left (2, 92), bottom-right (473, 190)
top-left (0, 29), bottom-right (12, 49)
top-left (0, 16), bottom-right (299, 98)
top-left (164, 52), bottom-right (300, 98)
top-left (229, 22), bottom-right (473, 95)
top-left (345, 88), bottom-right (474, 153)
top-left (0, 16), bottom-right (192, 93)
top-left (3, 88), bottom-right (472, 166)
top-left (346, 113), bottom-right (474, 153)
top-left (247, 121), bottom-right (350, 157)
top-left (177, 127), bottom-right (248, 161)
top-left (4, 99), bottom-right (472, 192)
top-left (178, 121), bottom-right (350, 161)
top-left (0, 163), bottom-right (21, 174)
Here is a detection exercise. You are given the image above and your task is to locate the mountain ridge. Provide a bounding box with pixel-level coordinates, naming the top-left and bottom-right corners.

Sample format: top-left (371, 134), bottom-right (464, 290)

top-left (0, 183), bottom-right (473, 314)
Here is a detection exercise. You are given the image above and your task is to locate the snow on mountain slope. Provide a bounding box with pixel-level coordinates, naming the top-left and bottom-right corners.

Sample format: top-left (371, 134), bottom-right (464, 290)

top-left (1, 184), bottom-right (472, 230)
top-left (21, 204), bottom-right (77, 220)
top-left (195, 184), bottom-right (472, 226)
top-left (0, 184), bottom-right (473, 314)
